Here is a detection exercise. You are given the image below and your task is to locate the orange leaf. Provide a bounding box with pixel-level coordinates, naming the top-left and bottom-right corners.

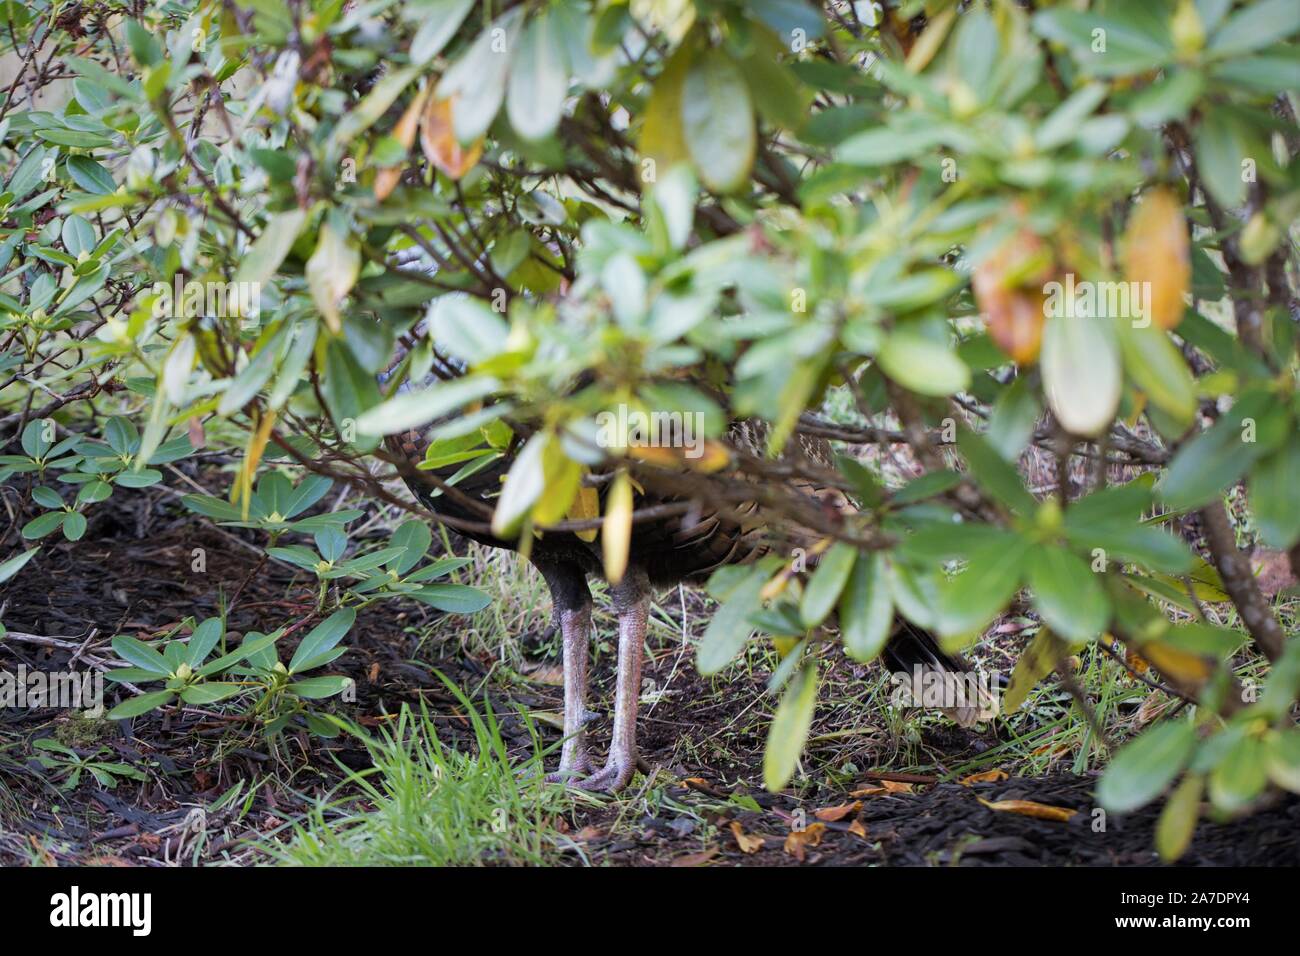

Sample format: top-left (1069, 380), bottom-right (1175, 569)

top-left (375, 87), bottom-right (428, 200)
top-left (960, 769), bottom-right (1009, 786)
top-left (977, 797), bottom-right (1077, 822)
top-left (813, 801), bottom-right (862, 822)
top-left (420, 95), bottom-right (483, 180)
top-left (848, 819), bottom-right (869, 840)
top-left (972, 229), bottom-right (1053, 365)
top-left (729, 821), bottom-right (766, 854)
top-left (782, 823), bottom-right (826, 861)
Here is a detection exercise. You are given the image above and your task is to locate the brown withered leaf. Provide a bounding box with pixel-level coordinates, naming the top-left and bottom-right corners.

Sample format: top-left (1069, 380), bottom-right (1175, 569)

top-left (670, 849), bottom-right (718, 867)
top-left (972, 230), bottom-right (1053, 365)
top-left (880, 779), bottom-right (914, 793)
top-left (729, 821), bottom-right (766, 854)
top-left (848, 819), bottom-right (869, 840)
top-left (960, 769), bottom-right (1009, 786)
top-left (420, 95), bottom-right (483, 180)
top-left (782, 822), bottom-right (826, 862)
top-left (813, 801), bottom-right (862, 822)
top-left (977, 797), bottom-right (1078, 822)
top-left (1123, 187), bottom-right (1189, 331)
top-left (520, 661), bottom-right (565, 686)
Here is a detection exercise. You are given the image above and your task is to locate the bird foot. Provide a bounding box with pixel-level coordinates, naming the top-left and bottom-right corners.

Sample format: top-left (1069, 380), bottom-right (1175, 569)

top-left (543, 751), bottom-right (594, 784)
top-left (574, 756), bottom-right (635, 793)
top-left (543, 759), bottom-right (595, 780)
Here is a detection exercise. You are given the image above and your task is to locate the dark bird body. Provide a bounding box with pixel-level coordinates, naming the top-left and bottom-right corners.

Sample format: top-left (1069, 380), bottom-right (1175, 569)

top-left (385, 373), bottom-right (967, 790)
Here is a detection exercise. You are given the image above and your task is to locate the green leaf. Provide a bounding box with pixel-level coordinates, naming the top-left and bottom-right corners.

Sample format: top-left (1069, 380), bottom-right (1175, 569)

top-left (429, 295), bottom-right (509, 365)
top-left (936, 536), bottom-right (1029, 639)
top-left (410, 0), bottom-right (475, 65)
top-left (681, 50), bottom-right (755, 194)
top-left (490, 432), bottom-right (547, 537)
top-left (288, 609), bottom-right (356, 674)
top-left (1209, 733), bottom-right (1268, 812)
top-left (0, 547), bottom-right (39, 584)
top-left (1251, 434), bottom-right (1300, 549)
top-left (22, 510), bottom-right (67, 540)
top-left (1041, 312), bottom-right (1121, 437)
top-left (107, 690), bottom-right (176, 719)
top-left (408, 583), bottom-right (491, 614)
top-left (507, 10), bottom-right (568, 142)
top-left (800, 542), bottom-right (856, 629)
top-left (877, 330), bottom-right (970, 397)
top-left (333, 63), bottom-right (423, 147)
top-left (288, 676), bottom-right (353, 699)
top-left (1208, 0), bottom-right (1300, 56)
top-left (1027, 545), bottom-right (1110, 643)
top-left (957, 429), bottom-right (1036, 514)
top-left (1097, 720), bottom-right (1197, 813)
top-left (839, 551), bottom-right (893, 663)
top-left (186, 618), bottom-right (225, 667)
top-left (389, 519), bottom-right (432, 575)
top-left (1264, 729), bottom-right (1300, 794)
top-left (697, 564), bottom-right (769, 675)
top-left (179, 683), bottom-right (245, 705)
top-left (1195, 108), bottom-right (1247, 208)
top-left (764, 663), bottom-right (818, 792)
top-left (233, 208), bottom-right (307, 288)
top-left (1157, 390), bottom-right (1282, 510)
top-left (111, 635), bottom-right (173, 675)
top-left (436, 9), bottom-right (522, 142)
top-left (1118, 322), bottom-right (1198, 427)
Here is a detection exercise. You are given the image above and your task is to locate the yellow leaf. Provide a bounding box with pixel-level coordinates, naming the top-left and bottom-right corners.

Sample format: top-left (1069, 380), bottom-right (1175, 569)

top-left (977, 798), bottom-right (1077, 822)
top-left (1143, 641), bottom-right (1213, 685)
top-left (639, 43), bottom-right (692, 176)
top-left (602, 470), bottom-right (633, 584)
top-left (532, 442), bottom-right (580, 527)
top-left (567, 484), bottom-right (600, 542)
top-left (305, 222), bottom-right (360, 334)
top-left (1156, 773), bottom-right (1202, 862)
top-left (234, 409), bottom-right (277, 519)
top-left (1004, 631), bottom-right (1066, 713)
top-left (1124, 187), bottom-right (1190, 331)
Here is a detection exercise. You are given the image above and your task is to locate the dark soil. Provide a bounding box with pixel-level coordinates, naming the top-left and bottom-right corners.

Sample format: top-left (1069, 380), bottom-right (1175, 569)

top-left (2, 488), bottom-right (1297, 867)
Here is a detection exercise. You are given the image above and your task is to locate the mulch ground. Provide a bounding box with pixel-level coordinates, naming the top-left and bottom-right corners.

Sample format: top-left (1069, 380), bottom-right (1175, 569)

top-left (1, 489), bottom-right (1297, 867)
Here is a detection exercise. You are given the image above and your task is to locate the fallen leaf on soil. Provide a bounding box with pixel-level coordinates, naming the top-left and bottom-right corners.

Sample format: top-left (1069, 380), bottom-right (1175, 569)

top-left (573, 826), bottom-right (603, 843)
top-left (367, 662), bottom-right (380, 683)
top-left (977, 797), bottom-right (1077, 822)
top-left (526, 710), bottom-right (565, 729)
top-left (813, 801), bottom-right (862, 822)
top-left (960, 769), bottom-right (1009, 786)
top-left (729, 821), bottom-right (766, 854)
top-left (849, 779), bottom-right (914, 797)
top-left (521, 662), bottom-right (565, 685)
top-left (670, 849), bottom-right (718, 867)
top-left (848, 820), bottom-right (869, 840)
top-left (783, 823), bottom-right (826, 861)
